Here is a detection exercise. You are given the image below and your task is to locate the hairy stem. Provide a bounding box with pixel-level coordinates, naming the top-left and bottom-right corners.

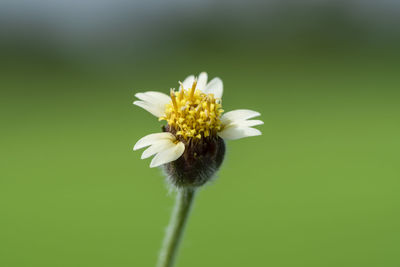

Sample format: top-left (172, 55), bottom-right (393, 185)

top-left (157, 188), bottom-right (196, 267)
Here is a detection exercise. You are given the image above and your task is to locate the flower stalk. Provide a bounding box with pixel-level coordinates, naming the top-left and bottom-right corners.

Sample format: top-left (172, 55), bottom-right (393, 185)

top-left (157, 188), bottom-right (196, 267)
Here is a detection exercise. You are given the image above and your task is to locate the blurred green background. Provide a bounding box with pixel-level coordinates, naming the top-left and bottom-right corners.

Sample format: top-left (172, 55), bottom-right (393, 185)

top-left (1, 1), bottom-right (400, 266)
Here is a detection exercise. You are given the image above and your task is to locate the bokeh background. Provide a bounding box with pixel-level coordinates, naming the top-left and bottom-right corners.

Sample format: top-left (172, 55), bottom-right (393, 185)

top-left (1, 0), bottom-right (400, 266)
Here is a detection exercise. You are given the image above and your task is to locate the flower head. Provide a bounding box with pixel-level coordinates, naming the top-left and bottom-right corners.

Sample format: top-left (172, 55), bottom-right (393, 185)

top-left (133, 72), bottom-right (263, 187)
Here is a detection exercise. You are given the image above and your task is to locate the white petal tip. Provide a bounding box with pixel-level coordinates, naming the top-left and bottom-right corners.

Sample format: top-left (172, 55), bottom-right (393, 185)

top-left (253, 131), bottom-right (262, 137)
top-left (149, 162), bottom-right (159, 168)
top-left (218, 126), bottom-right (262, 140)
top-left (149, 142), bottom-right (185, 168)
top-left (150, 159), bottom-right (164, 168)
top-left (133, 142), bottom-right (144, 151)
top-left (133, 132), bottom-right (175, 151)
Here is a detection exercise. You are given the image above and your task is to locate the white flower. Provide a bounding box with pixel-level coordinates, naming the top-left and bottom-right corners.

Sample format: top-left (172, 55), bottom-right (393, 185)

top-left (133, 72), bottom-right (263, 168)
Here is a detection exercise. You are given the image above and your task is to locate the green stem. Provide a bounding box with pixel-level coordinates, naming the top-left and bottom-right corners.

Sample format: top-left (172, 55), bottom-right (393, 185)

top-left (157, 188), bottom-right (196, 267)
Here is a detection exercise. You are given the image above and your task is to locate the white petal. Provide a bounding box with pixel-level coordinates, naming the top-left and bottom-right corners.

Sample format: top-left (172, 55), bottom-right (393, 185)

top-left (196, 72), bottom-right (208, 91)
top-left (231, 119), bottom-right (264, 127)
top-left (150, 142), bottom-right (185, 168)
top-left (135, 91), bottom-right (171, 104)
top-left (134, 91), bottom-right (171, 118)
top-left (182, 75), bottom-right (195, 90)
top-left (133, 132), bottom-right (175, 151)
top-left (133, 100), bottom-right (165, 118)
top-left (218, 126), bottom-right (262, 140)
top-left (203, 77), bottom-right (223, 98)
top-left (221, 109), bottom-right (261, 126)
top-left (141, 139), bottom-right (176, 159)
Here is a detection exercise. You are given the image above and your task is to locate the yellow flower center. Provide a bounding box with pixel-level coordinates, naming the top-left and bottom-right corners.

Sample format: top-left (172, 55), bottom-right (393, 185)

top-left (160, 80), bottom-right (224, 140)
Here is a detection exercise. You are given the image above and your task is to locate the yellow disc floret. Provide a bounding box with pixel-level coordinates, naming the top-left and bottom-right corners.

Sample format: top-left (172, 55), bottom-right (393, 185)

top-left (160, 80), bottom-right (224, 140)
